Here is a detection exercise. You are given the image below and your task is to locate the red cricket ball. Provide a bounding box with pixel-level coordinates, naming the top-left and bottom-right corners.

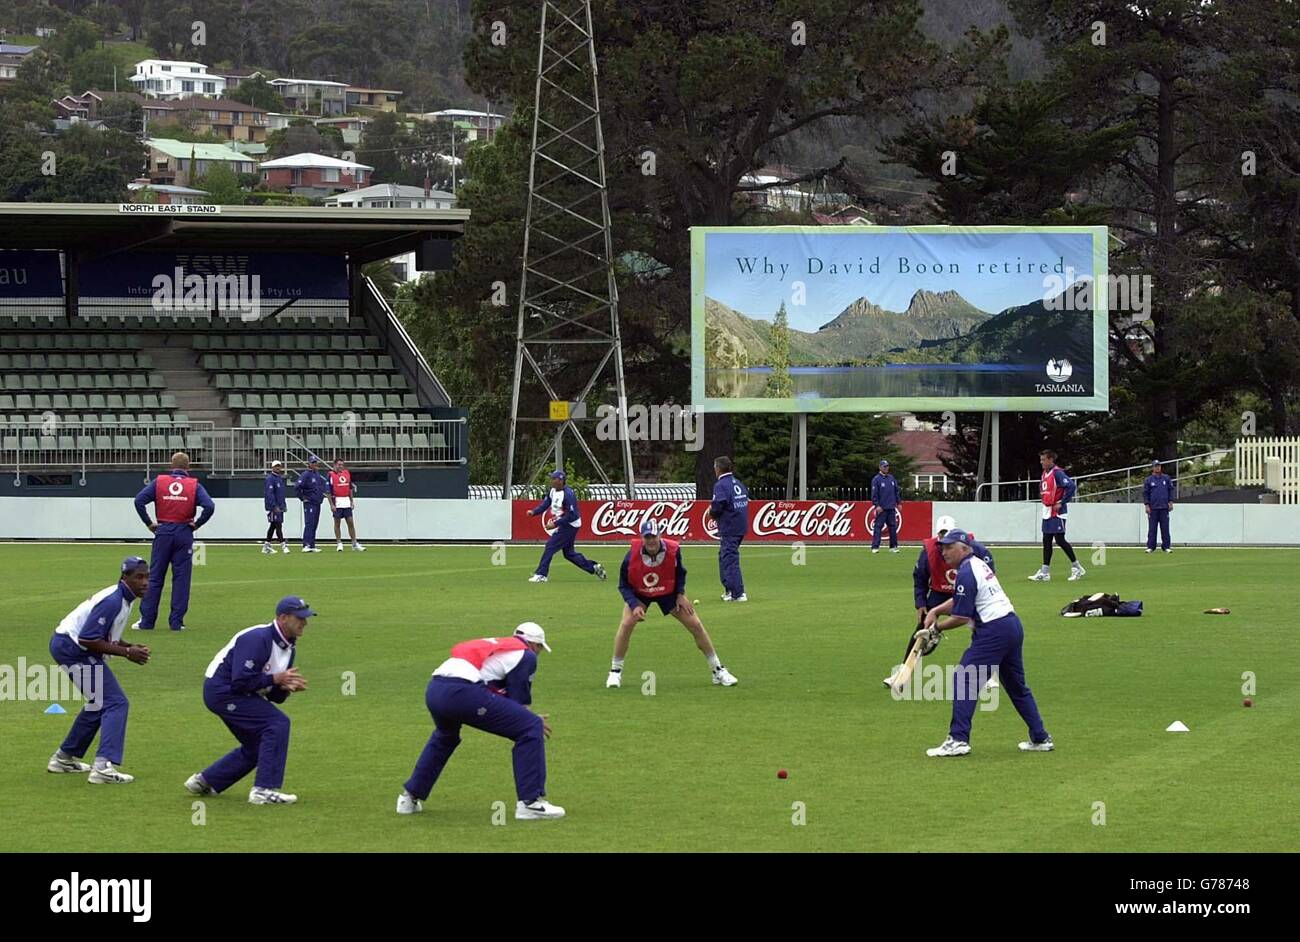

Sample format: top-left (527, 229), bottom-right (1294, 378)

top-left (777, 769), bottom-right (788, 779)
top-left (1243, 698), bottom-right (1253, 708)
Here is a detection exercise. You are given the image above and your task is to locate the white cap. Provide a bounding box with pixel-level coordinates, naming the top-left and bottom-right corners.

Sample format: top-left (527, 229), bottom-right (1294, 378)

top-left (934, 514), bottom-right (956, 536)
top-left (270, 460), bottom-right (284, 468)
top-left (514, 621), bottom-right (551, 652)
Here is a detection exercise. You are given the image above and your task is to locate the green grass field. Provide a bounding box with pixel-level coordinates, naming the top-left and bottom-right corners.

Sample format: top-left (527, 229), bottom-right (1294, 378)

top-left (0, 542), bottom-right (1293, 851)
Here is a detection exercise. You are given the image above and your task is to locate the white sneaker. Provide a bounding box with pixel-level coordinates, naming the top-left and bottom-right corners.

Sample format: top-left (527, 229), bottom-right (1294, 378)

top-left (882, 673), bottom-right (898, 688)
top-left (593, 562), bottom-right (607, 581)
top-left (1145, 548), bottom-right (1154, 554)
top-left (528, 574), bottom-right (548, 583)
top-left (1163, 548), bottom-right (1173, 554)
top-left (307, 546), bottom-right (321, 553)
top-left (515, 798), bottom-right (565, 820)
top-left (606, 670), bottom-right (622, 688)
top-left (396, 792), bottom-right (423, 814)
top-left (712, 666), bottom-right (739, 686)
top-left (47, 752), bottom-right (91, 773)
top-left (985, 675), bottom-right (1000, 690)
top-left (732, 594), bottom-right (748, 602)
top-left (1028, 571), bottom-right (1051, 582)
top-left (281, 544), bottom-right (290, 554)
top-left (130, 620), bottom-right (149, 630)
top-left (88, 762), bottom-right (134, 784)
top-left (336, 543), bottom-right (344, 552)
top-left (890, 548), bottom-right (900, 554)
top-left (184, 773), bottom-right (215, 796)
top-left (1068, 565), bottom-right (1086, 582)
top-left (925, 737), bottom-right (971, 758)
top-left (261, 543), bottom-right (273, 555)
top-left (871, 549), bottom-right (880, 555)
top-left (721, 593), bottom-right (733, 601)
top-left (249, 786), bottom-right (297, 805)
top-left (1018, 736), bottom-right (1055, 752)
top-left (353, 542), bottom-right (366, 552)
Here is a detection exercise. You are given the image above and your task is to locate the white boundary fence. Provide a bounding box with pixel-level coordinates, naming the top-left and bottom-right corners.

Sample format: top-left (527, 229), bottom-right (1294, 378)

top-left (1236, 437), bottom-right (1300, 505)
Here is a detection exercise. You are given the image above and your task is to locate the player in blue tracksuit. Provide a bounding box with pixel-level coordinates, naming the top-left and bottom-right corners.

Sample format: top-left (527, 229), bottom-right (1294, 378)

top-left (47, 557), bottom-right (152, 784)
top-left (870, 459), bottom-right (902, 552)
top-left (921, 529), bottom-right (1052, 757)
top-left (185, 596), bottom-right (314, 805)
top-left (526, 469), bottom-right (606, 583)
top-left (132, 452), bottom-right (215, 631)
top-left (710, 456), bottom-right (750, 601)
top-left (262, 460), bottom-right (288, 554)
top-left (1144, 460), bottom-right (1176, 553)
top-left (294, 456), bottom-right (327, 552)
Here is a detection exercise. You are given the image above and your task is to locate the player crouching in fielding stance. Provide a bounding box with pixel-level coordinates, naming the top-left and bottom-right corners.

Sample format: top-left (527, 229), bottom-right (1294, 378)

top-left (47, 557), bottom-right (152, 783)
top-left (920, 529), bottom-right (1053, 757)
top-left (398, 623), bottom-right (564, 820)
top-left (606, 520), bottom-right (738, 689)
top-left (185, 596), bottom-right (313, 804)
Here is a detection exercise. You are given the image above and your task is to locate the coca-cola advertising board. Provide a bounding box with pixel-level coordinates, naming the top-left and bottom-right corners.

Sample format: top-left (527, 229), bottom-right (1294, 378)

top-left (512, 500), bottom-right (932, 542)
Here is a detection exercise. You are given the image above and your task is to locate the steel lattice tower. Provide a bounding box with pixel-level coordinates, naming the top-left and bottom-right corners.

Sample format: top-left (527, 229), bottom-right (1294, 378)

top-left (502, 0), bottom-right (634, 497)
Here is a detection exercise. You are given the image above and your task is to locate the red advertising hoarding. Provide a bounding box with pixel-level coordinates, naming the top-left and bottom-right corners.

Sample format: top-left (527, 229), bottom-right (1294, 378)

top-left (512, 499), bottom-right (933, 543)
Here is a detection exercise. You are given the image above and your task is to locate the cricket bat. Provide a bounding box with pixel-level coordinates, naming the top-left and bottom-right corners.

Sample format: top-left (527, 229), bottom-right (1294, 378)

top-left (892, 635), bottom-right (923, 695)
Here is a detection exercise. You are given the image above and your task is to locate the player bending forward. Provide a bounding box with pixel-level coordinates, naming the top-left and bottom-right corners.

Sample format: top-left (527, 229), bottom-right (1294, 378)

top-left (606, 520), bottom-right (738, 689)
top-left (919, 529), bottom-right (1053, 758)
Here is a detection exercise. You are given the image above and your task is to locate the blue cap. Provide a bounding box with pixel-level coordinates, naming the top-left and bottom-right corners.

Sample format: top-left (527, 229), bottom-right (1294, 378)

top-left (879, 459), bottom-right (890, 468)
top-left (549, 469), bottom-right (566, 480)
top-left (308, 455), bottom-right (321, 464)
top-left (938, 528), bottom-right (971, 546)
top-left (121, 555), bottom-right (148, 574)
top-left (640, 519), bottom-right (662, 536)
top-left (1151, 459), bottom-right (1161, 467)
top-left (275, 595), bottom-right (318, 618)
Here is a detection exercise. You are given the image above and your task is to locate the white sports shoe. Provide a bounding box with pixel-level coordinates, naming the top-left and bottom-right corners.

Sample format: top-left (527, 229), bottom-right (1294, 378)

top-left (281, 543), bottom-right (290, 554)
top-left (871, 549), bottom-right (880, 554)
top-left (261, 542), bottom-right (273, 555)
top-left (353, 542), bottom-right (366, 552)
top-left (249, 786), bottom-right (297, 805)
top-left (1068, 565), bottom-right (1086, 582)
top-left (47, 752), bottom-right (91, 773)
top-left (184, 773), bottom-right (215, 796)
top-left (396, 792), bottom-right (423, 814)
top-left (732, 594), bottom-right (748, 602)
top-left (306, 546), bottom-right (321, 553)
top-left (1028, 571), bottom-right (1051, 582)
top-left (1018, 736), bottom-right (1055, 752)
top-left (593, 562), bottom-right (607, 581)
top-left (515, 798), bottom-right (565, 820)
top-left (528, 574), bottom-right (548, 583)
top-left (130, 620), bottom-right (148, 630)
top-left (712, 666), bottom-right (738, 686)
top-left (721, 593), bottom-right (733, 601)
top-left (605, 670), bottom-right (622, 689)
top-left (88, 762), bottom-right (134, 784)
top-left (925, 737), bottom-right (971, 758)
top-left (890, 548), bottom-right (900, 554)
top-left (882, 673), bottom-right (898, 688)
top-left (1163, 548), bottom-right (1173, 554)
top-left (1144, 548), bottom-right (1154, 554)
top-left (336, 543), bottom-right (344, 552)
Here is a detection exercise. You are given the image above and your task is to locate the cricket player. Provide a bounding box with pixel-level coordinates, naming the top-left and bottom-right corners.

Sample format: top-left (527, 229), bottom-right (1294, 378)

top-left (1029, 449), bottom-right (1085, 582)
top-left (710, 456), bottom-right (750, 602)
top-left (262, 460), bottom-right (288, 555)
top-left (295, 456), bottom-right (327, 552)
top-left (132, 451), bottom-right (215, 631)
top-left (525, 469), bottom-right (606, 583)
top-left (185, 596), bottom-right (313, 805)
top-left (606, 520), bottom-right (738, 689)
top-left (883, 515), bottom-right (997, 688)
top-left (921, 529), bottom-right (1053, 757)
top-left (398, 622), bottom-right (564, 820)
top-left (328, 458), bottom-right (365, 552)
top-left (1144, 460), bottom-right (1176, 553)
top-left (47, 557), bottom-right (152, 783)
top-left (870, 458), bottom-right (902, 553)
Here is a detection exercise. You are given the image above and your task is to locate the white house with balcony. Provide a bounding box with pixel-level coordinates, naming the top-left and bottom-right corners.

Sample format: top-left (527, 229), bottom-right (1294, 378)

top-left (129, 59), bottom-right (227, 99)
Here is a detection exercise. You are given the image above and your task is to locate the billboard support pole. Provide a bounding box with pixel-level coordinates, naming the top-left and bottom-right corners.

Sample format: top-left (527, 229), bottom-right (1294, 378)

top-left (798, 413), bottom-right (808, 500)
top-left (786, 416), bottom-right (797, 499)
top-left (976, 412), bottom-right (990, 500)
top-left (991, 412), bottom-right (1001, 502)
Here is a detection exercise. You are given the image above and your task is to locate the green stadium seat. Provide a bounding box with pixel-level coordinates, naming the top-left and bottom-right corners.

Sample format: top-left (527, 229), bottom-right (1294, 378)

top-left (149, 374), bottom-right (164, 389)
top-left (252, 374), bottom-right (268, 390)
top-left (185, 432), bottom-right (205, 450)
top-left (136, 353), bottom-right (152, 369)
top-left (31, 353), bottom-right (47, 369)
top-left (0, 355), bottom-right (8, 370)
top-left (351, 394), bottom-right (369, 410)
top-left (135, 413), bottom-right (153, 425)
top-left (378, 433), bottom-right (394, 450)
top-left (76, 434), bottom-right (93, 450)
top-left (21, 375), bottom-right (39, 390)
top-left (390, 376), bottom-right (407, 391)
top-left (112, 375), bottom-right (130, 390)
top-left (71, 395), bottom-right (87, 409)
top-left (93, 375), bottom-right (110, 390)
top-left (84, 354), bottom-right (101, 369)
top-left (173, 413), bottom-right (189, 425)
top-left (125, 394), bottom-right (143, 409)
top-left (54, 334), bottom-right (72, 349)
top-left (347, 336), bottom-right (363, 351)
top-left (34, 395), bottom-right (51, 409)
top-left (203, 354), bottom-right (220, 370)
top-left (399, 413), bottom-right (415, 424)
top-left (58, 375), bottom-right (75, 390)
top-left (356, 376), bottom-right (372, 391)
top-left (292, 413), bottom-right (309, 424)
top-left (264, 394), bottom-right (280, 410)
top-left (142, 394), bottom-right (160, 408)
top-left (193, 335), bottom-right (210, 350)
top-left (402, 394), bottom-right (418, 409)
top-left (228, 393), bottom-right (244, 409)
top-left (381, 394), bottom-right (398, 409)
top-left (0, 395), bottom-right (12, 410)
top-left (94, 434), bottom-right (112, 450)
top-left (17, 335), bottom-right (34, 349)
top-left (239, 414), bottom-right (257, 428)
top-left (281, 394), bottom-right (298, 410)
top-left (113, 435), bottom-right (130, 450)
top-left (338, 375), bottom-right (355, 391)
top-left (160, 394), bottom-right (176, 409)
top-left (101, 353), bottom-right (119, 369)
top-left (378, 356), bottom-right (394, 370)
top-left (310, 413), bottom-right (327, 424)
top-left (216, 375), bottom-right (233, 390)
top-left (66, 354), bottom-right (83, 368)
top-left (107, 395), bottom-right (125, 409)
top-left (220, 355), bottom-right (237, 370)
top-left (359, 355), bottom-right (377, 371)
top-left (246, 393), bottom-right (262, 409)
top-left (300, 336), bottom-right (317, 351)
top-left (332, 394), bottom-right (349, 409)
top-left (40, 375), bottom-right (57, 390)
top-left (53, 394), bottom-right (70, 410)
top-left (48, 353), bottom-right (66, 369)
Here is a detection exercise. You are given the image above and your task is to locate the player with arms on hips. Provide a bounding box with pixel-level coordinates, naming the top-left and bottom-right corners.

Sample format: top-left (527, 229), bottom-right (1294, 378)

top-left (329, 459), bottom-right (365, 552)
top-left (606, 520), bottom-right (738, 689)
top-left (1030, 449), bottom-right (1084, 582)
top-left (920, 529), bottom-right (1053, 757)
top-left (885, 515), bottom-right (998, 689)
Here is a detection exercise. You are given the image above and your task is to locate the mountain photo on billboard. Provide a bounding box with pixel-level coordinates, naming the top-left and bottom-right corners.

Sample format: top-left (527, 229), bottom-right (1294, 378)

top-left (704, 287), bottom-right (1093, 400)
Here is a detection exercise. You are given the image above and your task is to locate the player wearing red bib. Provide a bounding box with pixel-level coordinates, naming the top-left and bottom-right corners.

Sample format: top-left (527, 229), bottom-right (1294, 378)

top-left (606, 520), bottom-right (738, 689)
top-left (328, 458), bottom-right (365, 552)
